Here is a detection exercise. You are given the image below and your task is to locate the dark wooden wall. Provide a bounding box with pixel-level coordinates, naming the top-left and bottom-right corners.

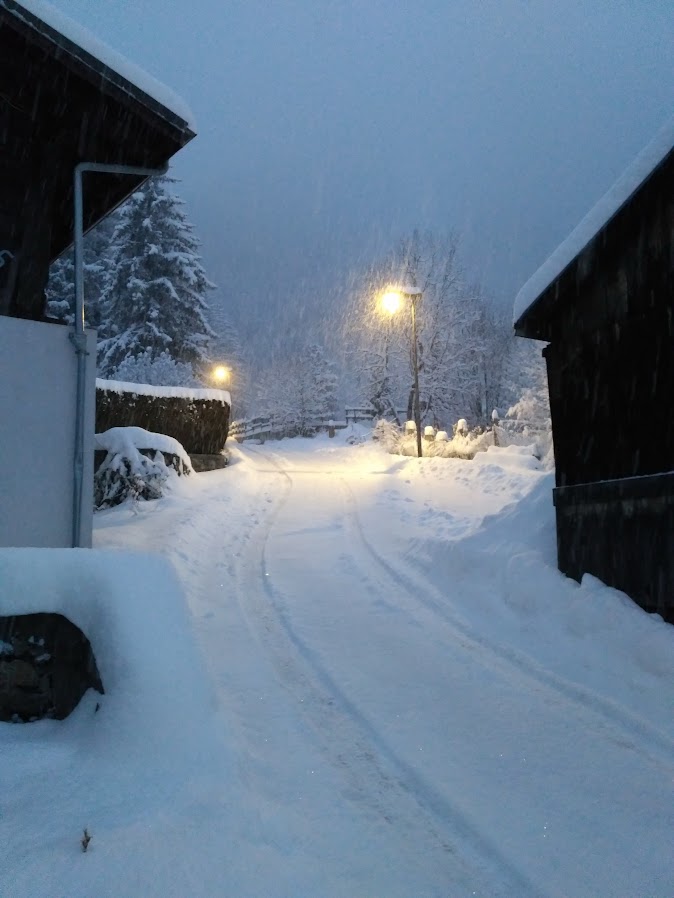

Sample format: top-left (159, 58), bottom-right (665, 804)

top-left (542, 151), bottom-right (674, 489)
top-left (516, 145), bottom-right (674, 621)
top-left (0, 11), bottom-right (191, 320)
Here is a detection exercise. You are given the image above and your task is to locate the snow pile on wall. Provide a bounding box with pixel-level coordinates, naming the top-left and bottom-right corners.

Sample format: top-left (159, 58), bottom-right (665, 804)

top-left (95, 426), bottom-right (193, 470)
top-left (97, 378), bottom-right (230, 406)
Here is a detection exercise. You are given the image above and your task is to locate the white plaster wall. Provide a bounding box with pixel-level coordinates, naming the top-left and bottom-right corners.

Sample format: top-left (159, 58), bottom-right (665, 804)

top-left (0, 317), bottom-right (96, 548)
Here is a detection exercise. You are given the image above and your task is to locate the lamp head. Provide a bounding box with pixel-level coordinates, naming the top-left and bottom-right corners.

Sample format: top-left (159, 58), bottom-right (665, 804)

top-left (380, 290), bottom-right (402, 315)
top-left (212, 365), bottom-right (230, 383)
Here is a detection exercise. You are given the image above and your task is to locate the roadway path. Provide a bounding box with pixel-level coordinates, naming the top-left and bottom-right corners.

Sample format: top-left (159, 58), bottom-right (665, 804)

top-left (96, 442), bottom-right (674, 897)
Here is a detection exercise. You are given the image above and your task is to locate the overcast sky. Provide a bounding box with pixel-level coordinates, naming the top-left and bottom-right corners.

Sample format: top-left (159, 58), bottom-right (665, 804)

top-left (50, 0), bottom-right (674, 345)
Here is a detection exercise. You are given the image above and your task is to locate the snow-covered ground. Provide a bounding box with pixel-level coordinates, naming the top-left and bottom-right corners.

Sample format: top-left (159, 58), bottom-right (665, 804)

top-left (2, 429), bottom-right (673, 897)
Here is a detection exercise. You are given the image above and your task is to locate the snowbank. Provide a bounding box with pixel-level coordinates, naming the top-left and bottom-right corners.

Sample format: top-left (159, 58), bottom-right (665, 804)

top-left (401, 470), bottom-right (674, 736)
top-left (0, 548), bottom-right (226, 896)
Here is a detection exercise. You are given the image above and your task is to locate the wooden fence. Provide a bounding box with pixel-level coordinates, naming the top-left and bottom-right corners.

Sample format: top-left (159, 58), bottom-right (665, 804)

top-left (230, 407), bottom-right (408, 441)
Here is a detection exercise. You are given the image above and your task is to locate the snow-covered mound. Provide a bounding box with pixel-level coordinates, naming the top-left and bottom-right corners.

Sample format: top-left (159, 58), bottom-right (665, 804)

top-left (0, 548), bottom-right (226, 896)
top-left (94, 427), bottom-right (192, 508)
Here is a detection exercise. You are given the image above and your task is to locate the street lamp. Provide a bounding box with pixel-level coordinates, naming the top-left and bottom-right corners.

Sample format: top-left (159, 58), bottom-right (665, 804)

top-left (212, 364), bottom-right (230, 385)
top-left (380, 286), bottom-right (423, 458)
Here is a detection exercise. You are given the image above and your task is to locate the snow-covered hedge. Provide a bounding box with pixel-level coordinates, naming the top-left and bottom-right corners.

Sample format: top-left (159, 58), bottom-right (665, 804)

top-left (94, 427), bottom-right (192, 509)
top-left (96, 378), bottom-right (230, 455)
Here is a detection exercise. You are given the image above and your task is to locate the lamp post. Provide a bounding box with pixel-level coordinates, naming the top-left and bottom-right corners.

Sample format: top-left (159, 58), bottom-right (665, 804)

top-left (381, 287), bottom-right (423, 458)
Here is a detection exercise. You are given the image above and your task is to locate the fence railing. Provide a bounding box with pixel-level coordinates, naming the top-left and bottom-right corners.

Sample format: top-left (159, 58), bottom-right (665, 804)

top-left (230, 406), bottom-right (408, 441)
top-left (230, 409), bottom-right (549, 452)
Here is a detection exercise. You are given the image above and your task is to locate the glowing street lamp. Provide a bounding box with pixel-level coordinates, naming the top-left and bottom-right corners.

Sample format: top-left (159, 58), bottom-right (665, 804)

top-left (380, 290), bottom-right (403, 315)
top-left (380, 286), bottom-right (423, 458)
top-left (212, 364), bottom-right (230, 385)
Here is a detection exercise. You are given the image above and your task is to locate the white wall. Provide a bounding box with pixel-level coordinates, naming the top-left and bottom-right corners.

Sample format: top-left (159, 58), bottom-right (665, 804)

top-left (0, 317), bottom-right (96, 548)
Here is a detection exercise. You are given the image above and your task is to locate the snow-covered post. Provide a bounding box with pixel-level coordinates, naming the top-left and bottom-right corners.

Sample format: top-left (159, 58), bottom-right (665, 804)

top-left (491, 408), bottom-right (500, 447)
top-left (328, 419), bottom-right (335, 438)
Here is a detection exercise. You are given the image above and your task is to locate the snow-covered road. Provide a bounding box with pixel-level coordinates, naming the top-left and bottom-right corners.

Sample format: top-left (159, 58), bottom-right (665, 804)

top-left (3, 434), bottom-right (674, 897)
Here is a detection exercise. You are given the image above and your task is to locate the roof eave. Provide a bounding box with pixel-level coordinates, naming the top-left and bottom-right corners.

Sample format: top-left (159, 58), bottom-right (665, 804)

top-left (1, 0), bottom-right (196, 143)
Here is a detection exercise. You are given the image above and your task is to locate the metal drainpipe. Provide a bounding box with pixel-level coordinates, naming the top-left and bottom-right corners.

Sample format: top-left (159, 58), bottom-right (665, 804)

top-left (70, 161), bottom-right (168, 548)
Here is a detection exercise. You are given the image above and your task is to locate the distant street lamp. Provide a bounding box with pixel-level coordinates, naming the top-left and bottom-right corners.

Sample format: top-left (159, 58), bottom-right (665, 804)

top-left (212, 364), bottom-right (230, 386)
top-left (380, 286), bottom-right (423, 458)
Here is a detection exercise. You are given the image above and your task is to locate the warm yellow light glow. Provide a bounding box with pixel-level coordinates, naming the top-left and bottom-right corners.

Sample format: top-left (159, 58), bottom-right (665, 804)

top-left (212, 365), bottom-right (230, 383)
top-left (381, 290), bottom-right (402, 315)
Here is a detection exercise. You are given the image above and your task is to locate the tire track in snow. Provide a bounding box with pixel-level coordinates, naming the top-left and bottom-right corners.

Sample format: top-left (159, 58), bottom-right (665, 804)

top-left (339, 476), bottom-right (674, 772)
top-left (243, 447), bottom-right (548, 898)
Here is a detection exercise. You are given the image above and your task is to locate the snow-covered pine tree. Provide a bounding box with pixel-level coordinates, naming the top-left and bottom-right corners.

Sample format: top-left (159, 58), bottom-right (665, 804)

top-left (45, 252), bottom-right (74, 324)
top-left (98, 174), bottom-right (215, 379)
top-left (305, 342), bottom-right (339, 421)
top-left (45, 213), bottom-right (116, 328)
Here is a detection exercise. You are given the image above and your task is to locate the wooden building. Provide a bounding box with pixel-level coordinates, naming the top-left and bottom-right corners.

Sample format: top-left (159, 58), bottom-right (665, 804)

top-left (514, 119), bottom-right (674, 623)
top-left (0, 0), bottom-right (195, 320)
top-left (0, 0), bottom-right (195, 548)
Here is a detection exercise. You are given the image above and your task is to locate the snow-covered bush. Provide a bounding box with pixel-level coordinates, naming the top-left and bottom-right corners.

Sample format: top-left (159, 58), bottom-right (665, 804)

top-left (383, 417), bottom-right (493, 459)
top-left (500, 384), bottom-right (553, 466)
top-left (371, 419), bottom-right (402, 452)
top-left (94, 427), bottom-right (192, 509)
top-left (431, 426), bottom-right (492, 459)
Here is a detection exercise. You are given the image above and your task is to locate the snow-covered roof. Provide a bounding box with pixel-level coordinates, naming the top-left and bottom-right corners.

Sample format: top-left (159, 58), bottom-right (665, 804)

top-left (97, 378), bottom-right (231, 406)
top-left (513, 115), bottom-right (674, 325)
top-left (5, 0), bottom-right (196, 132)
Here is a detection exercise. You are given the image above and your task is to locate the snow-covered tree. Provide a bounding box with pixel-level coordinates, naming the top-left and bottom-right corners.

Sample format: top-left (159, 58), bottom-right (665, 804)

top-left (397, 231), bottom-right (481, 426)
top-left (108, 349), bottom-right (198, 387)
top-left (344, 231), bottom-right (491, 428)
top-left (98, 174), bottom-right (215, 378)
top-left (454, 296), bottom-right (515, 423)
top-left (253, 341), bottom-right (339, 436)
top-left (341, 262), bottom-right (407, 422)
top-left (504, 338), bottom-right (550, 428)
top-left (45, 214), bottom-right (116, 329)
top-left (342, 231), bottom-right (531, 429)
top-left (305, 342), bottom-right (339, 420)
top-left (45, 252), bottom-right (74, 324)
